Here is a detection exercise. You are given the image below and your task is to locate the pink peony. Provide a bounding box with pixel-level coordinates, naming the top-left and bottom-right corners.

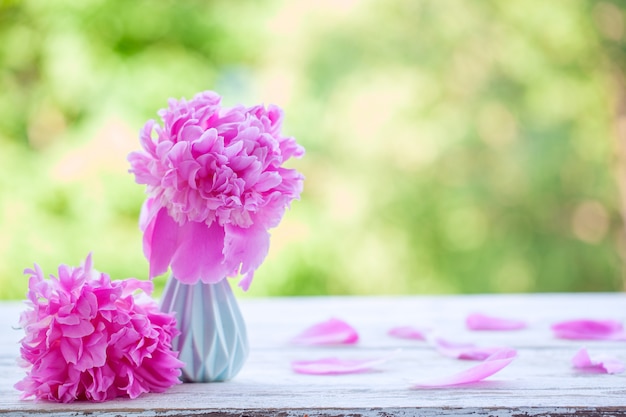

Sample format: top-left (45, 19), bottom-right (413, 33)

top-left (128, 91), bottom-right (304, 289)
top-left (15, 254), bottom-right (183, 403)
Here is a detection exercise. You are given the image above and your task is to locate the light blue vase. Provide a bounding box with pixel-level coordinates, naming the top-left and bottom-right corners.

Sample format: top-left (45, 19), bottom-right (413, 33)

top-left (160, 277), bottom-right (249, 382)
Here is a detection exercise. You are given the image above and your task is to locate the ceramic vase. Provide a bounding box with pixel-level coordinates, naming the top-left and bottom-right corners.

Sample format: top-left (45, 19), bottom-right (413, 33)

top-left (160, 277), bottom-right (249, 382)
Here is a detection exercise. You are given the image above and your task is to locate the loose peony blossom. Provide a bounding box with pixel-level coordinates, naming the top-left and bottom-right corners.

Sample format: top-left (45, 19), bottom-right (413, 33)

top-left (15, 254), bottom-right (183, 403)
top-left (128, 91), bottom-right (304, 290)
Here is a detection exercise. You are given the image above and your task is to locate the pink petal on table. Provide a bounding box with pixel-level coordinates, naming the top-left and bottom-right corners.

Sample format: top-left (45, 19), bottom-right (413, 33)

top-left (551, 319), bottom-right (626, 341)
top-left (291, 356), bottom-right (389, 375)
top-left (433, 338), bottom-right (505, 361)
top-left (572, 347), bottom-right (625, 374)
top-left (466, 313), bottom-right (527, 331)
top-left (291, 318), bottom-right (359, 345)
top-left (412, 348), bottom-right (517, 388)
top-left (388, 326), bottom-right (429, 341)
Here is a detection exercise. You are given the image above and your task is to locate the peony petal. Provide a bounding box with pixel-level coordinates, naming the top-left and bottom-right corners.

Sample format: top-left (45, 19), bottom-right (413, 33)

top-left (170, 221), bottom-right (229, 284)
top-left (139, 198), bottom-right (160, 233)
top-left (291, 318), bottom-right (359, 346)
top-left (466, 313), bottom-right (527, 331)
top-left (59, 337), bottom-right (81, 365)
top-left (412, 348), bottom-right (517, 388)
top-left (237, 270), bottom-right (255, 293)
top-left (551, 319), bottom-right (626, 341)
top-left (388, 326), bottom-right (429, 341)
top-left (223, 223), bottom-right (270, 291)
top-left (255, 171), bottom-right (283, 192)
top-left (572, 347), bottom-right (625, 374)
top-left (146, 208), bottom-right (179, 279)
top-left (121, 278), bottom-right (154, 297)
top-left (61, 321), bottom-right (95, 338)
top-left (432, 338), bottom-right (506, 361)
top-left (291, 356), bottom-right (389, 375)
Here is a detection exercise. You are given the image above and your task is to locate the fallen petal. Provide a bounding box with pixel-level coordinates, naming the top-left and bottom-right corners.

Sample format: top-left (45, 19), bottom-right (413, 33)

top-left (291, 356), bottom-right (389, 375)
top-left (551, 319), bottom-right (626, 341)
top-left (291, 318), bottom-right (359, 346)
top-left (388, 326), bottom-right (429, 341)
top-left (433, 338), bottom-right (505, 361)
top-left (572, 347), bottom-right (625, 374)
top-left (466, 313), bottom-right (527, 331)
top-left (412, 348), bottom-right (517, 388)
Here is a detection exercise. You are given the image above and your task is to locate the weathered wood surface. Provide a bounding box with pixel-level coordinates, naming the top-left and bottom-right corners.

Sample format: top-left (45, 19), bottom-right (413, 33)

top-left (1, 293), bottom-right (625, 416)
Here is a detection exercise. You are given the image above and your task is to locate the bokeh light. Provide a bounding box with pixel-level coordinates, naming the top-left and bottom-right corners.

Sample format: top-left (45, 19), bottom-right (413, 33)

top-left (1, 0), bottom-right (625, 299)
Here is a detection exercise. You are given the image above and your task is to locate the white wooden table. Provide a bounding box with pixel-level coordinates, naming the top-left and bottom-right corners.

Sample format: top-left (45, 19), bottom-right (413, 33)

top-left (1, 293), bottom-right (625, 416)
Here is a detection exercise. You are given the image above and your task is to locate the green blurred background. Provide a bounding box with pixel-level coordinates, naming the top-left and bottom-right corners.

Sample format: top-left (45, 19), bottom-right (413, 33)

top-left (2, 0), bottom-right (626, 299)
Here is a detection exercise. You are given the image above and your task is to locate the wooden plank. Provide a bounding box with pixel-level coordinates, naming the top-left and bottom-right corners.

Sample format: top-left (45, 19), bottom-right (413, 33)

top-left (0, 294), bottom-right (625, 416)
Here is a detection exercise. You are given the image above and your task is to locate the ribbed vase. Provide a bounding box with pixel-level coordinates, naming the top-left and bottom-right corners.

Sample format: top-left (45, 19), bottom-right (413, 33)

top-left (159, 277), bottom-right (249, 382)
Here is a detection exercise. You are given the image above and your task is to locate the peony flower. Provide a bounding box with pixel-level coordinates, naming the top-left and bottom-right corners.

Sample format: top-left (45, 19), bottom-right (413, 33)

top-left (128, 91), bottom-right (304, 290)
top-left (15, 254), bottom-right (183, 403)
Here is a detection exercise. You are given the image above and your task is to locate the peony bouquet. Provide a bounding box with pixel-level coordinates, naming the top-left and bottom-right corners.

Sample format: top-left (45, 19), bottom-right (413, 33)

top-left (126, 90), bottom-right (304, 382)
top-left (14, 254), bottom-right (183, 402)
top-left (128, 91), bottom-right (304, 290)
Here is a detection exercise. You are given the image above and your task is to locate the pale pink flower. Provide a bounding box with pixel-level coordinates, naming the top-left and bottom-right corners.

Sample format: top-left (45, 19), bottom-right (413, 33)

top-left (15, 254), bottom-right (183, 403)
top-left (128, 91), bottom-right (304, 289)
